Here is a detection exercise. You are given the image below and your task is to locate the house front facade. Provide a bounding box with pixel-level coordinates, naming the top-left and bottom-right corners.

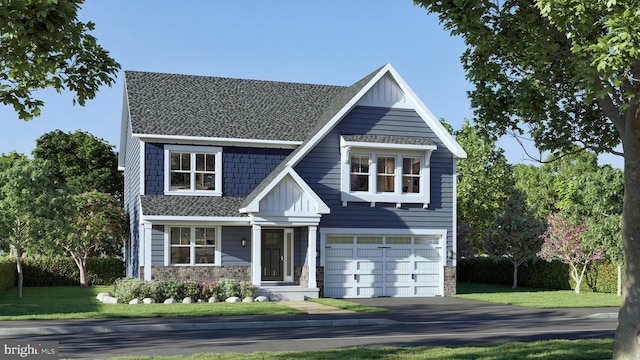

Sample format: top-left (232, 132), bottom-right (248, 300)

top-left (118, 64), bottom-right (466, 300)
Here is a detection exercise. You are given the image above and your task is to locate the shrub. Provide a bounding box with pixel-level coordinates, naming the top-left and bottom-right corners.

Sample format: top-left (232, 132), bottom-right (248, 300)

top-left (19, 257), bottom-right (123, 286)
top-left (216, 278), bottom-right (241, 301)
top-left (240, 281), bottom-right (257, 298)
top-left (160, 280), bottom-right (185, 300)
top-left (113, 277), bottom-right (147, 302)
top-left (200, 281), bottom-right (217, 300)
top-left (0, 258), bottom-right (16, 294)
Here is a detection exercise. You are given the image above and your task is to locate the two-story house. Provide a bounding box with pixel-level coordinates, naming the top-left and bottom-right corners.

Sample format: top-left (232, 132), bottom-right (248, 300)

top-left (118, 64), bottom-right (466, 300)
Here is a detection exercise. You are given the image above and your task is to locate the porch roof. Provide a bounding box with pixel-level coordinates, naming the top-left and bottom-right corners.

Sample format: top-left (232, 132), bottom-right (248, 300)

top-left (140, 195), bottom-right (248, 217)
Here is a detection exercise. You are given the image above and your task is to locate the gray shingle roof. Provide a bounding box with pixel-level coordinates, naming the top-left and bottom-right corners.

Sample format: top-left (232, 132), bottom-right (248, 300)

top-left (141, 195), bottom-right (248, 217)
top-left (125, 71), bottom-right (346, 141)
top-left (341, 134), bottom-right (436, 146)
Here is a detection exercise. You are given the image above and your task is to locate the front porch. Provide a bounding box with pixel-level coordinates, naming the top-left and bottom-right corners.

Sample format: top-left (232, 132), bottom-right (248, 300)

top-left (255, 285), bottom-right (320, 301)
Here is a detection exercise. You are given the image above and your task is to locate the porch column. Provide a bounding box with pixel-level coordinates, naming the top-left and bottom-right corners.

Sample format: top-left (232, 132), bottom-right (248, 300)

top-left (307, 225), bottom-right (317, 288)
top-left (251, 224), bottom-right (262, 287)
top-left (143, 221), bottom-right (153, 281)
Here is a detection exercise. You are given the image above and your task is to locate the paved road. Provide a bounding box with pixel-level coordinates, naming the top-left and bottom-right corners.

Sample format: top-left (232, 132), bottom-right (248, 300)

top-left (0, 297), bottom-right (618, 359)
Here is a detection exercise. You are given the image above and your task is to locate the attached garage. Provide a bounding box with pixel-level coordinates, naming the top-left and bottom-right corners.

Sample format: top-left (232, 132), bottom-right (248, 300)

top-left (322, 231), bottom-right (445, 298)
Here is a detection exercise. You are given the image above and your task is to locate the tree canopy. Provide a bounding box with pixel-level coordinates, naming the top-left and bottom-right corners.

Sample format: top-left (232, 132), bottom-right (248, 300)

top-left (33, 130), bottom-right (123, 199)
top-left (414, 1), bottom-right (638, 356)
top-left (0, 0), bottom-right (120, 120)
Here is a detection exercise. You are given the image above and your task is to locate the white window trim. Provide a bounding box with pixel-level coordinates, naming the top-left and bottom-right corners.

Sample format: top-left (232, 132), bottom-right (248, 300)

top-left (340, 139), bottom-right (435, 208)
top-left (164, 145), bottom-right (223, 196)
top-left (164, 225), bottom-right (222, 266)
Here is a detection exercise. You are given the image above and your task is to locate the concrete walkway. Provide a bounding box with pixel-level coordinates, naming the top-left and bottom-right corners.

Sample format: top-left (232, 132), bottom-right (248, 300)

top-left (279, 301), bottom-right (353, 314)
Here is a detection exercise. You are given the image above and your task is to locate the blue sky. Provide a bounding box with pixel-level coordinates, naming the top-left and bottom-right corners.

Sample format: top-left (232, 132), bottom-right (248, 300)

top-left (0, 1), bottom-right (623, 168)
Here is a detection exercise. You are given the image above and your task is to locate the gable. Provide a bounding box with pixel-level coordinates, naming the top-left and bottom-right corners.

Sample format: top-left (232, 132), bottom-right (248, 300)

top-left (259, 175), bottom-right (320, 215)
top-left (356, 74), bottom-right (411, 109)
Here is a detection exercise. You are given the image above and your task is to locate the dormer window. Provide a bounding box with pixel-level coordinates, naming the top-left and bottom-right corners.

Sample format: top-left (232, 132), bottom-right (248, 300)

top-left (164, 145), bottom-right (222, 195)
top-left (340, 135), bottom-right (436, 208)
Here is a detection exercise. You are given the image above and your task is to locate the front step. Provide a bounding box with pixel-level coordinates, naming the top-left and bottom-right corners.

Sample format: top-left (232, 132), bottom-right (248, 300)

top-left (256, 286), bottom-right (319, 301)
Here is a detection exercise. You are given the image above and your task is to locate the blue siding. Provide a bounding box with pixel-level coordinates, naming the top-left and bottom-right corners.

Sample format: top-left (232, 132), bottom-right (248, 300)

top-left (223, 147), bottom-right (290, 197)
top-left (295, 106), bottom-right (456, 258)
top-left (145, 143), bottom-right (164, 195)
top-left (151, 225), bottom-right (165, 266)
top-left (221, 226), bottom-right (252, 266)
top-left (123, 123), bottom-right (141, 277)
top-left (143, 145), bottom-right (290, 197)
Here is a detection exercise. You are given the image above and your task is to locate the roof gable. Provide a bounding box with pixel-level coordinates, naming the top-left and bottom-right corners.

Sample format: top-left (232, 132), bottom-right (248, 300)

top-left (240, 167), bottom-right (329, 215)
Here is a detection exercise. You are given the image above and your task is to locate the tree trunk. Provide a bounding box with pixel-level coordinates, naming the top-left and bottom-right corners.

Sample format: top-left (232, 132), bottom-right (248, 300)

top-left (72, 254), bottom-right (89, 287)
top-left (613, 109), bottom-right (640, 359)
top-left (618, 264), bottom-right (622, 297)
top-left (512, 262), bottom-right (518, 289)
top-left (15, 255), bottom-right (23, 299)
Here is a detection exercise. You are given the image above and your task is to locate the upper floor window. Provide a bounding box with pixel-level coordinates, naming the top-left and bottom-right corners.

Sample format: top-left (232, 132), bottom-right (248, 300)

top-left (164, 145), bottom-right (222, 195)
top-left (340, 135), bottom-right (436, 208)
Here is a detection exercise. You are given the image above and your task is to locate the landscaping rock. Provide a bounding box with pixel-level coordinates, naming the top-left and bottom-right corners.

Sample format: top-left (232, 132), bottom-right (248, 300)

top-left (182, 297), bottom-right (193, 304)
top-left (254, 295), bottom-right (269, 302)
top-left (96, 292), bottom-right (112, 302)
top-left (208, 296), bottom-right (219, 303)
top-left (143, 298), bottom-right (155, 304)
top-left (225, 297), bottom-right (240, 303)
top-left (242, 297), bottom-right (254, 303)
top-left (102, 296), bottom-right (123, 304)
top-left (129, 298), bottom-right (141, 304)
top-left (164, 297), bottom-right (177, 304)
top-left (197, 299), bottom-right (205, 303)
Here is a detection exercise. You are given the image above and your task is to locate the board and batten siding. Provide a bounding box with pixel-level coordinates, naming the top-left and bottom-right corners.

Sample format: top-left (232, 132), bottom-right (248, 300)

top-left (294, 106), bottom-right (456, 261)
top-left (151, 225), bottom-right (165, 266)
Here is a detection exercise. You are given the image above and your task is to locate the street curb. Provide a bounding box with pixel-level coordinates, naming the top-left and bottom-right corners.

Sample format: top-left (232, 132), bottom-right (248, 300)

top-left (0, 318), bottom-right (398, 336)
top-left (587, 313), bottom-right (618, 319)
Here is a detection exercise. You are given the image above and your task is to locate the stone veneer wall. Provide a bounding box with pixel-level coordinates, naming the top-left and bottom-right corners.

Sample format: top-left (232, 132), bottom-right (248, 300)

top-left (293, 266), bottom-right (325, 297)
top-left (141, 266), bottom-right (251, 282)
top-left (444, 266), bottom-right (456, 295)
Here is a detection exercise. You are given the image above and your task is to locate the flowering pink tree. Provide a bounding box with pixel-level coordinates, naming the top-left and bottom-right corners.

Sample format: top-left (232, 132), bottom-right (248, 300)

top-left (538, 212), bottom-right (605, 294)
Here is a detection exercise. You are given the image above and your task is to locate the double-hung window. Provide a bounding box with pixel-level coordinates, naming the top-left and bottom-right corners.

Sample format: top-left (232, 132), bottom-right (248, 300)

top-left (164, 145), bottom-right (222, 195)
top-left (168, 226), bottom-right (219, 265)
top-left (340, 135), bottom-right (436, 208)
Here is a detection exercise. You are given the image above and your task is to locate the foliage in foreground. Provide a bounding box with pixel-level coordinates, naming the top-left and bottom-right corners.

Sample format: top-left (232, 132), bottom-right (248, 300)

top-left (105, 339), bottom-right (613, 360)
top-left (112, 278), bottom-right (257, 303)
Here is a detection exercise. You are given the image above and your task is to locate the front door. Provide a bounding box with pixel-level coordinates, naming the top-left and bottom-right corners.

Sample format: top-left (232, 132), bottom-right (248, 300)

top-left (262, 229), bottom-right (284, 281)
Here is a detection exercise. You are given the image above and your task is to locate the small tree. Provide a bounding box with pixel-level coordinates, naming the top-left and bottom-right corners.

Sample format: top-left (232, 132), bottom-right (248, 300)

top-left (54, 191), bottom-right (128, 287)
top-left (538, 212), bottom-right (605, 294)
top-left (484, 189), bottom-right (545, 288)
top-left (0, 159), bottom-right (64, 298)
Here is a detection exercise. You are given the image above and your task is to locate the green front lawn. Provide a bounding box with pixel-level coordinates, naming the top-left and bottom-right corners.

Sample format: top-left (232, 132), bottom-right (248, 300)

top-left (454, 283), bottom-right (622, 308)
top-left (0, 286), bottom-right (303, 320)
top-left (105, 339), bottom-right (613, 360)
top-left (308, 298), bottom-right (386, 312)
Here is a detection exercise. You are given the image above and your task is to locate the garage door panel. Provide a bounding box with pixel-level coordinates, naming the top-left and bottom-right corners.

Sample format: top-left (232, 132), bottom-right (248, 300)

top-left (387, 249), bottom-right (411, 258)
top-left (326, 248), bottom-right (353, 257)
top-left (386, 286), bottom-right (411, 297)
top-left (415, 286), bottom-right (440, 296)
top-left (387, 260), bottom-right (411, 270)
top-left (416, 274), bottom-right (440, 284)
top-left (358, 274), bottom-right (383, 283)
top-left (357, 260), bottom-right (383, 271)
top-left (357, 287), bottom-right (383, 297)
top-left (357, 248), bottom-right (384, 257)
top-left (415, 261), bottom-right (440, 271)
top-left (415, 249), bottom-right (440, 259)
top-left (326, 274), bottom-right (352, 283)
top-left (385, 273), bottom-right (411, 283)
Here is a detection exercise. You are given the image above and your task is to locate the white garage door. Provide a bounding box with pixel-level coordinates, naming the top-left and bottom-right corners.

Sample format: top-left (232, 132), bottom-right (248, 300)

top-left (324, 234), bottom-right (443, 298)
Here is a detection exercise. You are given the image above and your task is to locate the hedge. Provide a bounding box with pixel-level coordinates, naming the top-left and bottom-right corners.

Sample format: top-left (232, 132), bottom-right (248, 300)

top-left (0, 258), bottom-right (16, 294)
top-left (457, 257), bottom-right (622, 293)
top-left (0, 257), bottom-right (124, 287)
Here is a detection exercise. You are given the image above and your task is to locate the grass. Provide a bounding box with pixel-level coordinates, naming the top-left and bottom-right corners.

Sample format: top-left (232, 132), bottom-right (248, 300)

top-left (0, 286), bottom-right (303, 320)
top-left (104, 339), bottom-right (614, 360)
top-left (308, 298), bottom-right (386, 312)
top-left (454, 282), bottom-right (622, 308)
